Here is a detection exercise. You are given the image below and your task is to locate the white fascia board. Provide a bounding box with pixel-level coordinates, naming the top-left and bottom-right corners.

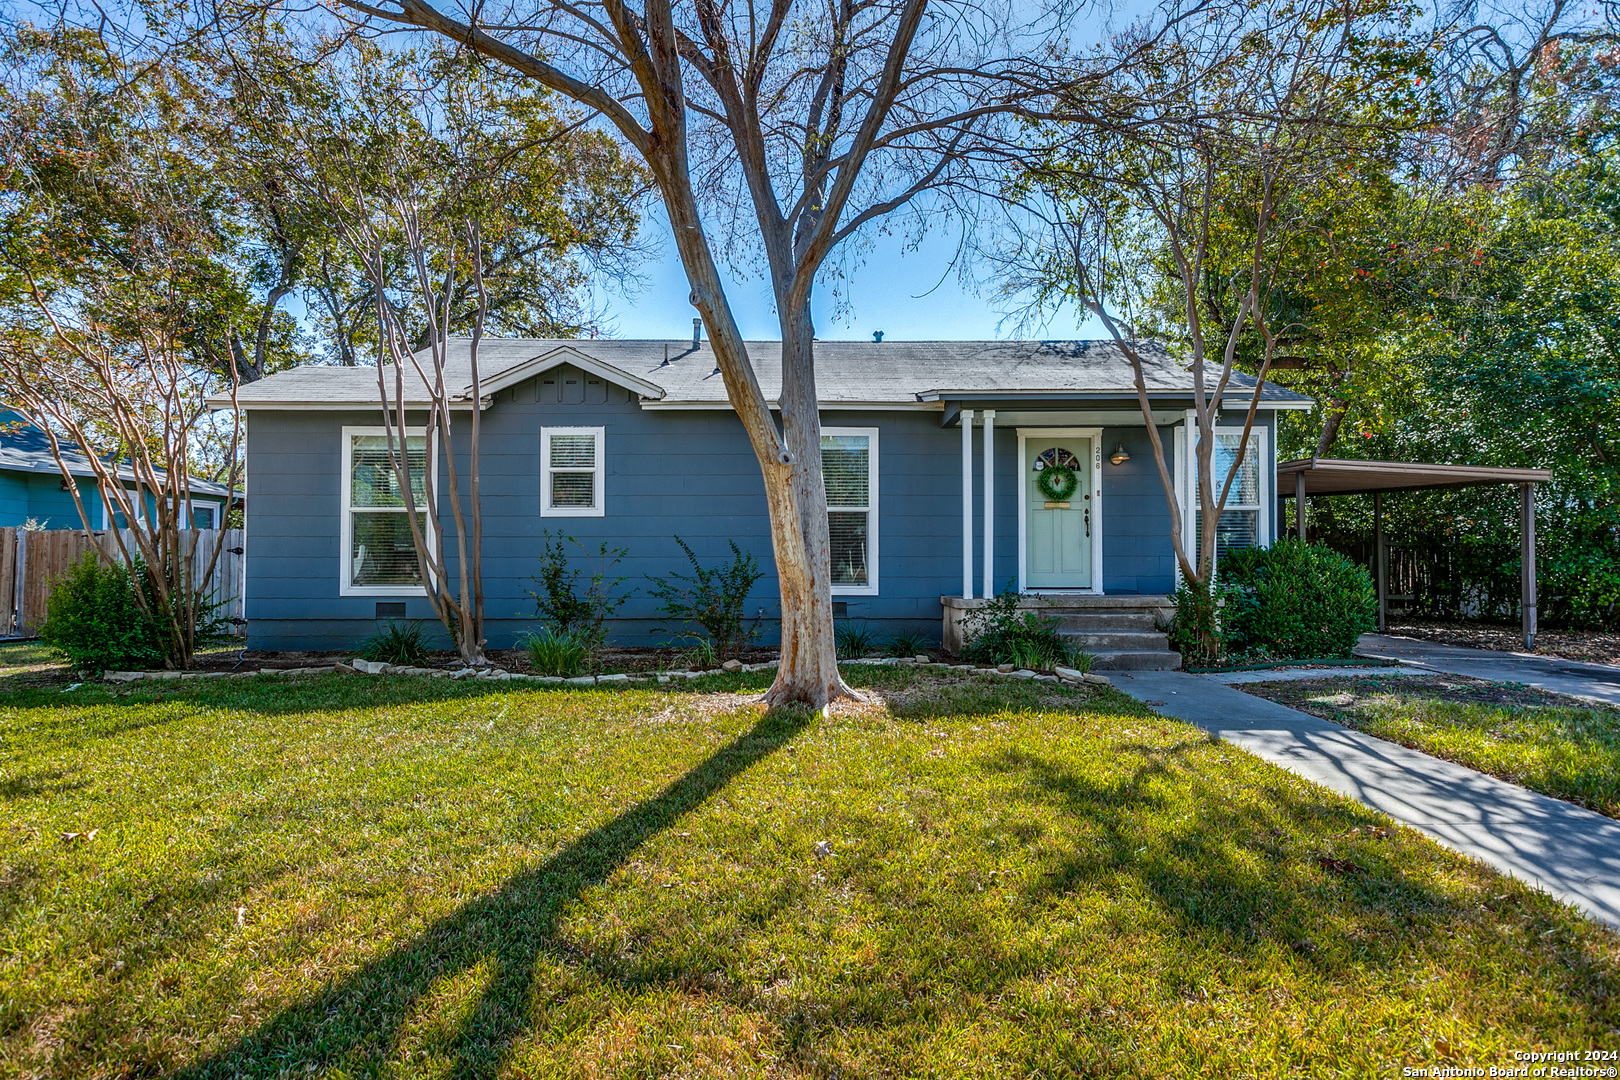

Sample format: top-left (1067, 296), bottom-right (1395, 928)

top-left (638, 399), bottom-right (940, 411)
top-left (469, 345), bottom-right (667, 401)
top-left (217, 401), bottom-right (481, 412)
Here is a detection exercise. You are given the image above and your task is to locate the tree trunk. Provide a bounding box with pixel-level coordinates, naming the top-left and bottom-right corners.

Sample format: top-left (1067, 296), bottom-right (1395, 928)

top-left (1316, 400), bottom-right (1346, 456)
top-left (764, 305), bottom-right (858, 708)
top-left (654, 161), bottom-right (854, 708)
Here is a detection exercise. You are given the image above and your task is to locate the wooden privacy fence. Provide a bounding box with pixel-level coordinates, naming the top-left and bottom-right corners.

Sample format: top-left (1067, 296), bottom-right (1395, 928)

top-left (0, 527), bottom-right (245, 638)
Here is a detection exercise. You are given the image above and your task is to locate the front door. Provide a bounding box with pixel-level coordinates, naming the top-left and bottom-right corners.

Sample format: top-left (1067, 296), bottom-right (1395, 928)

top-left (1025, 439), bottom-right (1093, 589)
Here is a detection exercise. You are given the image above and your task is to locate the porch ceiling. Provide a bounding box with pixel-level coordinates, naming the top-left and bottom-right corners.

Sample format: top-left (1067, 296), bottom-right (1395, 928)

top-left (1277, 457), bottom-right (1553, 496)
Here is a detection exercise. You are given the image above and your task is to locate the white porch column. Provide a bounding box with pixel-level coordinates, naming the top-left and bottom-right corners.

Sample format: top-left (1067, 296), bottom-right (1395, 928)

top-left (982, 409), bottom-right (996, 596)
top-left (961, 409), bottom-right (975, 599)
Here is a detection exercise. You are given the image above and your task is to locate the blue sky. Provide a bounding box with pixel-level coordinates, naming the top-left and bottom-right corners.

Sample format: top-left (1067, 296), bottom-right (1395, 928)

top-left (598, 208), bottom-right (1105, 343)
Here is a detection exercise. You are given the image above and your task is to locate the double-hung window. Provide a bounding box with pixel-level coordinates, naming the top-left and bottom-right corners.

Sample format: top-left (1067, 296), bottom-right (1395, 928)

top-left (342, 427), bottom-right (431, 594)
top-left (541, 427), bottom-right (604, 517)
top-left (822, 427), bottom-right (878, 595)
top-left (1180, 422), bottom-right (1269, 567)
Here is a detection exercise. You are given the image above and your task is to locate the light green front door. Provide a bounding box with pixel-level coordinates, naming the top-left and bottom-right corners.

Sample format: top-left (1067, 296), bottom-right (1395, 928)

top-left (1025, 440), bottom-right (1093, 589)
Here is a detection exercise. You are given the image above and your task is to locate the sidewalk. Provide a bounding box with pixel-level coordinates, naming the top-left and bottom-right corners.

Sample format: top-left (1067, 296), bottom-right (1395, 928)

top-left (1111, 668), bottom-right (1620, 927)
top-left (1355, 633), bottom-right (1620, 706)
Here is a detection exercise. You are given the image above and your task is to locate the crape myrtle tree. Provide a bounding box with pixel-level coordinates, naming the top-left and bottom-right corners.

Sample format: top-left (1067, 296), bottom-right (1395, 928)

top-left (0, 27), bottom-right (245, 667)
top-left (225, 41), bottom-right (648, 665)
top-left (995, 0), bottom-right (1430, 660)
top-left (324, 0), bottom-right (1146, 707)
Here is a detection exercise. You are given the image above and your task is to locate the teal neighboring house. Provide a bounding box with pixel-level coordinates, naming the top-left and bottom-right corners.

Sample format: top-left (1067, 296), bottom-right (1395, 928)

top-left (0, 411), bottom-right (234, 530)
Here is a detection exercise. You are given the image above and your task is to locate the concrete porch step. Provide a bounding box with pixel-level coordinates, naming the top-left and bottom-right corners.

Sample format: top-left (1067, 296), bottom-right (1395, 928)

top-left (1023, 594), bottom-right (1175, 611)
top-left (1052, 612), bottom-right (1164, 631)
top-left (1087, 649), bottom-right (1183, 671)
top-left (1059, 629), bottom-right (1172, 652)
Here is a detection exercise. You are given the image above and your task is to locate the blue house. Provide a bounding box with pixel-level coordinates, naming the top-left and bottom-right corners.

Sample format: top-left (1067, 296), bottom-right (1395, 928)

top-left (0, 412), bottom-right (234, 531)
top-left (219, 338), bottom-right (1310, 666)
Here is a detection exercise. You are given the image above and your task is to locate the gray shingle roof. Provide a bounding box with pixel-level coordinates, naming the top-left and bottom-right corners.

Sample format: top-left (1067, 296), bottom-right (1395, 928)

top-left (0, 413), bottom-right (233, 497)
top-left (221, 338), bottom-right (1312, 408)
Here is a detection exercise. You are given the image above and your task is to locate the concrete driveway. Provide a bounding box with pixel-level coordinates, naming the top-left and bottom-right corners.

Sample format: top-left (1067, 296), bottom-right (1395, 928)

top-left (1355, 633), bottom-right (1620, 707)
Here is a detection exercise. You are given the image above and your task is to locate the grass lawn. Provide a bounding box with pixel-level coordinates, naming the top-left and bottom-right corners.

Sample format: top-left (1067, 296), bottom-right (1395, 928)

top-left (1241, 672), bottom-right (1620, 819)
top-left (0, 665), bottom-right (1616, 1079)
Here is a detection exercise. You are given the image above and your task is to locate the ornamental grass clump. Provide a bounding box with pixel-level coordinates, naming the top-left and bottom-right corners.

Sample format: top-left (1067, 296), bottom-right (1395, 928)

top-left (835, 621), bottom-right (878, 659)
top-left (360, 621), bottom-right (431, 666)
top-left (882, 628), bottom-right (932, 658)
top-left (523, 626), bottom-right (593, 677)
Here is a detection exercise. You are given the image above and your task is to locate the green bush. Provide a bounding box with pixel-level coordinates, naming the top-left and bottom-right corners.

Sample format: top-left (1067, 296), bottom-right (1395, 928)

top-left (522, 626), bottom-right (592, 677)
top-left (39, 554), bottom-right (164, 673)
top-left (529, 531), bottom-right (630, 651)
top-left (647, 537), bottom-right (764, 659)
top-left (1218, 540), bottom-right (1377, 660)
top-left (958, 586), bottom-right (1079, 671)
top-left (360, 621), bottom-right (430, 665)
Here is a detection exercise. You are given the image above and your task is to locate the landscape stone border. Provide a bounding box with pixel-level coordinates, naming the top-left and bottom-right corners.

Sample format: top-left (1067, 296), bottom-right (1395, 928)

top-left (103, 656), bottom-right (1110, 688)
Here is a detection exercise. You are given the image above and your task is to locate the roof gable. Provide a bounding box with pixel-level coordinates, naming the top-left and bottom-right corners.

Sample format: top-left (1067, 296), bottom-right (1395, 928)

top-left (471, 345), bottom-right (665, 401)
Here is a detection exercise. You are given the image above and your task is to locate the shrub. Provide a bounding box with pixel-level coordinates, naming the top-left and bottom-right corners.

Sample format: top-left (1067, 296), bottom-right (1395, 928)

top-left (39, 554), bottom-right (164, 672)
top-left (360, 621), bottom-right (431, 665)
top-left (523, 626), bottom-right (592, 677)
top-left (835, 621), bottom-right (878, 659)
top-left (1218, 540), bottom-right (1377, 660)
top-left (647, 537), bottom-right (764, 658)
top-left (1167, 579), bottom-right (1231, 667)
top-left (958, 586), bottom-right (1078, 670)
top-left (529, 531), bottom-right (630, 651)
top-left (883, 628), bottom-right (932, 658)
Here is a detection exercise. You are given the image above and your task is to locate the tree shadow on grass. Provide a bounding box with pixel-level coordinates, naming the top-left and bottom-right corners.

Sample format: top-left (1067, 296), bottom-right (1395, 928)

top-left (984, 739), bottom-right (1614, 985)
top-left (171, 706), bottom-right (812, 1080)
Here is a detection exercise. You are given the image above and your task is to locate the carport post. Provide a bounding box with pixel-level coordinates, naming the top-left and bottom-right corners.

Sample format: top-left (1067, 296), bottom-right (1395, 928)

top-left (1521, 482), bottom-right (1537, 651)
top-left (1294, 470), bottom-right (1306, 541)
top-left (1374, 491), bottom-right (1387, 632)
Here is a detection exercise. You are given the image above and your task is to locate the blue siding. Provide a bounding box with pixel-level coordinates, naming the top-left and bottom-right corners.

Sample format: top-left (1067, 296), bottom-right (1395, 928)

top-left (1099, 425), bottom-right (1179, 594)
top-left (245, 367), bottom-right (1260, 650)
top-left (0, 471), bottom-right (95, 529)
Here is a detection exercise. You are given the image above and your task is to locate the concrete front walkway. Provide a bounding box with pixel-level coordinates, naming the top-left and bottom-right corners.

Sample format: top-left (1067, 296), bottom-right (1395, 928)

top-left (1356, 633), bottom-right (1620, 707)
top-left (1111, 668), bottom-right (1620, 927)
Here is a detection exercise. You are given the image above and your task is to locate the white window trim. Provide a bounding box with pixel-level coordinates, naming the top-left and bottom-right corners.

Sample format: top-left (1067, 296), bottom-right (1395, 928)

top-left (541, 426), bottom-right (605, 518)
top-left (823, 425), bottom-right (879, 596)
top-left (340, 425), bottom-right (436, 597)
top-left (1015, 427), bottom-right (1103, 595)
top-left (1179, 414), bottom-right (1271, 569)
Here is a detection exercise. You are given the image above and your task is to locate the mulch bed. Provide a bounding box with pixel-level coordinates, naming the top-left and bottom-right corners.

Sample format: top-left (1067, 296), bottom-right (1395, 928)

top-left (190, 644), bottom-right (808, 675)
top-left (1244, 670), bottom-right (1611, 713)
top-left (1386, 620), bottom-right (1620, 667)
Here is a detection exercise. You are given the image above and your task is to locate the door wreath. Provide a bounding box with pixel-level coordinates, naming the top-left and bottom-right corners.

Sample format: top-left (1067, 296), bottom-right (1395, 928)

top-left (1036, 462), bottom-right (1079, 502)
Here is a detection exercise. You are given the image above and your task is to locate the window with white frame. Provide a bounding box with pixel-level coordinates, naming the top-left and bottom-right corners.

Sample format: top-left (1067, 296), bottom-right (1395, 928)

top-left (822, 428), bottom-right (877, 593)
top-left (541, 427), bottom-right (604, 517)
top-left (1186, 426), bottom-right (1268, 564)
top-left (342, 429), bottom-right (430, 592)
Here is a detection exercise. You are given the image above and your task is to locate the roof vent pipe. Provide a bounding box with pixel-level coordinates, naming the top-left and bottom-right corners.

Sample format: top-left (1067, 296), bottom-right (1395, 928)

top-left (692, 318), bottom-right (702, 348)
top-left (872, 330), bottom-right (884, 342)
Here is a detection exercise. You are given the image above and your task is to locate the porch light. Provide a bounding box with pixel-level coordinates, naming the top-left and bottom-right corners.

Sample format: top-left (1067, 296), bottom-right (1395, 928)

top-left (1110, 445), bottom-right (1131, 466)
